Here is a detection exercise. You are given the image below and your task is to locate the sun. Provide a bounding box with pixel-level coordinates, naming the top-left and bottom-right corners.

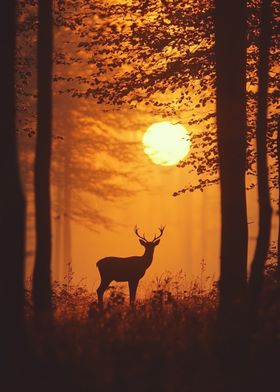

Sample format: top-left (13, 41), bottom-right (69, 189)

top-left (142, 121), bottom-right (190, 166)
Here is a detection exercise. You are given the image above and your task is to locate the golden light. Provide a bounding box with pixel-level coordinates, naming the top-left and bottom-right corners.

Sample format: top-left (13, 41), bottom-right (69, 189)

top-left (142, 121), bottom-right (190, 166)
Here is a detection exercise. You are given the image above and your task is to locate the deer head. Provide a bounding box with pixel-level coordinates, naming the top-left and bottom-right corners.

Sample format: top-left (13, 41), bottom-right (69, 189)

top-left (134, 225), bottom-right (165, 249)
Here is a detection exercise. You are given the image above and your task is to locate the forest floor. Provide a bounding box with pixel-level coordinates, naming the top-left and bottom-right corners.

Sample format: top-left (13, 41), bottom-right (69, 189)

top-left (11, 265), bottom-right (280, 392)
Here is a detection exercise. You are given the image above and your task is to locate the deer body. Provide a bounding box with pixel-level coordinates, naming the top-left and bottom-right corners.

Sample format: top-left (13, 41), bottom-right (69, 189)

top-left (96, 226), bottom-right (164, 308)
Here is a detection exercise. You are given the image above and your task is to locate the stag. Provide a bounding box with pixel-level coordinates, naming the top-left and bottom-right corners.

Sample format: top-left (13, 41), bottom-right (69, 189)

top-left (96, 225), bottom-right (165, 308)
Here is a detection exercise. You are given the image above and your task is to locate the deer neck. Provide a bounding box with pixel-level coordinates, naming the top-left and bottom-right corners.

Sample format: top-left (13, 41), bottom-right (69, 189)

top-left (142, 247), bottom-right (155, 268)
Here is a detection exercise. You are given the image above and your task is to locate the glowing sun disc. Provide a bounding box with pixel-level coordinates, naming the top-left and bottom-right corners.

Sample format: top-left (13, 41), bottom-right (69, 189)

top-left (142, 121), bottom-right (190, 166)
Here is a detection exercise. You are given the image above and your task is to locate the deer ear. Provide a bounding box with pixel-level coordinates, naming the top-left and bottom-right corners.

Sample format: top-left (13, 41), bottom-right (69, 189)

top-left (154, 239), bottom-right (160, 246)
top-left (139, 239), bottom-right (146, 246)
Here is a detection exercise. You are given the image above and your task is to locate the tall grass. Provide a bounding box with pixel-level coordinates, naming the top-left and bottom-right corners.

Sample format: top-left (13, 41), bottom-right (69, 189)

top-left (22, 260), bottom-right (280, 392)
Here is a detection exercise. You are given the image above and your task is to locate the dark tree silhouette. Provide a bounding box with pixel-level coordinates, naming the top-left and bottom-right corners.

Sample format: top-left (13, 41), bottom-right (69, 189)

top-left (32, 0), bottom-right (53, 314)
top-left (0, 0), bottom-right (26, 376)
top-left (214, 6), bottom-right (250, 392)
top-left (248, 0), bottom-right (272, 328)
top-left (277, 118), bottom-right (280, 282)
top-left (214, 0), bottom-right (248, 331)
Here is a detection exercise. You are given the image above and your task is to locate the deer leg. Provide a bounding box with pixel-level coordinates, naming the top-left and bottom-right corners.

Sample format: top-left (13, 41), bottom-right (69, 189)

top-left (128, 279), bottom-right (139, 306)
top-left (97, 279), bottom-right (110, 309)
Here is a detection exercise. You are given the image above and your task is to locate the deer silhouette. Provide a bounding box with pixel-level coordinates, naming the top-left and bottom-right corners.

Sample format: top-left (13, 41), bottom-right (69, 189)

top-left (96, 225), bottom-right (165, 308)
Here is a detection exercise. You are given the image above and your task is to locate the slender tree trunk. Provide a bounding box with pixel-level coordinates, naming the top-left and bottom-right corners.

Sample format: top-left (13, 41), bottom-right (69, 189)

top-left (54, 180), bottom-right (62, 280)
top-left (32, 0), bottom-right (53, 314)
top-left (214, 0), bottom-right (248, 333)
top-left (248, 0), bottom-right (272, 328)
top-left (0, 0), bottom-right (26, 376)
top-left (63, 130), bottom-right (72, 277)
top-left (277, 118), bottom-right (280, 282)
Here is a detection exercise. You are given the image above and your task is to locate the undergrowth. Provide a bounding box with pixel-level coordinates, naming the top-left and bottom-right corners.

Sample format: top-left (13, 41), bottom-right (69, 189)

top-left (22, 261), bottom-right (280, 392)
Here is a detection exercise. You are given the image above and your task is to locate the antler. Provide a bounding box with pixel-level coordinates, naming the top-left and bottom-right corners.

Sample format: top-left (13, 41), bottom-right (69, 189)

top-left (134, 225), bottom-right (147, 241)
top-left (152, 225), bottom-right (165, 242)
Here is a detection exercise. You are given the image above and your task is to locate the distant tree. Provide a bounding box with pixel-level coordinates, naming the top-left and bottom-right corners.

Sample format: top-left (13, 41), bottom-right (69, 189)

top-left (32, 0), bottom-right (53, 314)
top-left (0, 0), bottom-right (26, 374)
top-left (248, 0), bottom-right (272, 329)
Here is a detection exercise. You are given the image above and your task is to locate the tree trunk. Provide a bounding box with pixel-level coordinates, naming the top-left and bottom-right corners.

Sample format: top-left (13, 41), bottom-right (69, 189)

top-left (0, 0), bottom-right (26, 379)
top-left (277, 118), bottom-right (280, 283)
top-left (63, 128), bottom-right (72, 278)
top-left (214, 2), bottom-right (248, 389)
top-left (32, 0), bottom-right (53, 314)
top-left (248, 0), bottom-right (272, 329)
top-left (214, 0), bottom-right (248, 333)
